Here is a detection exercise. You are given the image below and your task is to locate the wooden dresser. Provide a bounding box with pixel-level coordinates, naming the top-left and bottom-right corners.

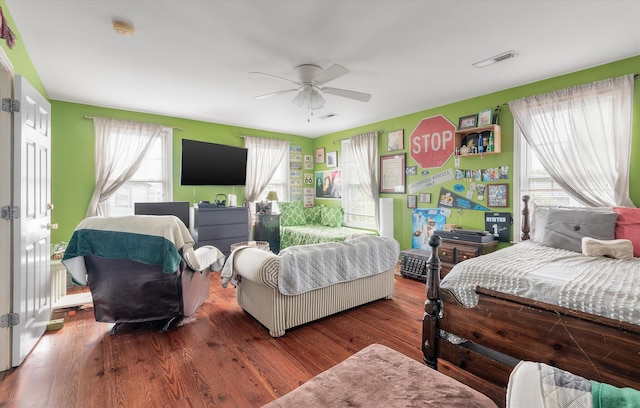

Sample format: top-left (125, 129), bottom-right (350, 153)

top-left (193, 206), bottom-right (250, 256)
top-left (438, 238), bottom-right (498, 277)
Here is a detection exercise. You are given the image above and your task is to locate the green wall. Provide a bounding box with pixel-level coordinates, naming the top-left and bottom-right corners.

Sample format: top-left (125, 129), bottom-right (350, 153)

top-left (50, 102), bottom-right (313, 242)
top-left (314, 55), bottom-right (640, 250)
top-left (2, 2), bottom-right (638, 251)
top-left (0, 0), bottom-right (46, 97)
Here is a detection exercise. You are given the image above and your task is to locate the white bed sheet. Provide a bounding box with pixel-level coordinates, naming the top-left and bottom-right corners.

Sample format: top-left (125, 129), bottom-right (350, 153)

top-left (440, 240), bottom-right (640, 325)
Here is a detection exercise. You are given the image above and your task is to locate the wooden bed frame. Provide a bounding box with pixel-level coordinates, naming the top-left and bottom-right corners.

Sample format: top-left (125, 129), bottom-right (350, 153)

top-left (422, 195), bottom-right (640, 407)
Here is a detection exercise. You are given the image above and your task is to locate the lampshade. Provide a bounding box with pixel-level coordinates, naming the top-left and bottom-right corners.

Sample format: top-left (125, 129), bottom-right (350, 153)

top-left (266, 191), bottom-right (279, 201)
top-left (292, 85), bottom-right (325, 110)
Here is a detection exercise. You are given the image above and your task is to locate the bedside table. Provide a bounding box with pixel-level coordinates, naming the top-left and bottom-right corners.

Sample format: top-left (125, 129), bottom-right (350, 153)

top-left (438, 238), bottom-right (498, 277)
top-left (254, 213), bottom-right (280, 253)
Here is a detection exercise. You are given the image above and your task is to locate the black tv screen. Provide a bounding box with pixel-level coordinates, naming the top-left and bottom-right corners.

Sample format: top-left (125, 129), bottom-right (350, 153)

top-left (134, 201), bottom-right (190, 228)
top-left (180, 139), bottom-right (248, 186)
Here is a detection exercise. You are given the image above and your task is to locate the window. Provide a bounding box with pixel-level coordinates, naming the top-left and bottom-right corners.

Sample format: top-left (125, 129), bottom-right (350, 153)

top-left (518, 124), bottom-right (584, 208)
top-left (341, 139), bottom-right (376, 229)
top-left (105, 128), bottom-right (173, 216)
top-left (513, 75), bottom-right (633, 235)
top-left (251, 149), bottom-right (289, 216)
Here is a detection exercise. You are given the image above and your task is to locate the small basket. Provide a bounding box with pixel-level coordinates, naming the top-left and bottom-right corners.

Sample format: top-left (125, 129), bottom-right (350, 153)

top-left (230, 241), bottom-right (270, 252)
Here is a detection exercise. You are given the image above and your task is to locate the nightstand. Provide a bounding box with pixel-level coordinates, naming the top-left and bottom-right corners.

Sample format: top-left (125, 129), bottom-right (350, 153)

top-left (254, 213), bottom-right (280, 253)
top-left (438, 238), bottom-right (498, 277)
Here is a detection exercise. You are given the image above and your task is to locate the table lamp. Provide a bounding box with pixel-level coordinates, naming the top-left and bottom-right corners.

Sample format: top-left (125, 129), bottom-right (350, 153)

top-left (265, 191), bottom-right (279, 214)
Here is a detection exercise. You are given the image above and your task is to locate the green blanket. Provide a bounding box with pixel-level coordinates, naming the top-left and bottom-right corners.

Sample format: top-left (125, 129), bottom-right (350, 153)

top-left (62, 215), bottom-right (197, 285)
top-left (64, 229), bottom-right (182, 274)
top-left (592, 381), bottom-right (640, 408)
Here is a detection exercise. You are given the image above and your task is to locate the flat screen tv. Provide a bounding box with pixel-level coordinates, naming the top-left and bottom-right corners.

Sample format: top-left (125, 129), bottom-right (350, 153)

top-left (134, 201), bottom-right (190, 228)
top-left (180, 139), bottom-right (248, 186)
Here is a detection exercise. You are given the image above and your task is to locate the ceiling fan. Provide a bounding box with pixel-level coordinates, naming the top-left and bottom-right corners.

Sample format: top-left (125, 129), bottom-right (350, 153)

top-left (251, 64), bottom-right (371, 111)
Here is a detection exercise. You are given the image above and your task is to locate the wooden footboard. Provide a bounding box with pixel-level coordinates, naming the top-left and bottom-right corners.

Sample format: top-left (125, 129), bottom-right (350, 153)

top-left (422, 195), bottom-right (640, 407)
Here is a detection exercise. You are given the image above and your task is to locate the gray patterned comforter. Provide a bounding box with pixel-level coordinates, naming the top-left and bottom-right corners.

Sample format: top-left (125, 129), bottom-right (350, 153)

top-left (277, 235), bottom-right (399, 295)
top-left (441, 240), bottom-right (640, 325)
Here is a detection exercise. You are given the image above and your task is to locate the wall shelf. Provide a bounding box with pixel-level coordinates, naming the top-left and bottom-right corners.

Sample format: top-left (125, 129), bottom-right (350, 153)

top-left (455, 124), bottom-right (501, 156)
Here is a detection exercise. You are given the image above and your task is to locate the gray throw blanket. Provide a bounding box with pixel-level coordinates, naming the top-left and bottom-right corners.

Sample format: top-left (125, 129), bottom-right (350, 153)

top-left (278, 235), bottom-right (399, 295)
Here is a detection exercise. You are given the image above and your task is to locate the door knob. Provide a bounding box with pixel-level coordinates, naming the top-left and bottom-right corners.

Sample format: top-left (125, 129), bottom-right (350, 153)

top-left (47, 223), bottom-right (59, 230)
top-left (47, 203), bottom-right (54, 210)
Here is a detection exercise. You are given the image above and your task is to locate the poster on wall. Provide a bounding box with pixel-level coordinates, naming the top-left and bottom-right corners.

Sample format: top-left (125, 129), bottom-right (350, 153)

top-left (438, 187), bottom-right (489, 211)
top-left (303, 187), bottom-right (314, 207)
top-left (411, 208), bottom-right (447, 250)
top-left (315, 170), bottom-right (342, 198)
top-left (485, 212), bottom-right (512, 242)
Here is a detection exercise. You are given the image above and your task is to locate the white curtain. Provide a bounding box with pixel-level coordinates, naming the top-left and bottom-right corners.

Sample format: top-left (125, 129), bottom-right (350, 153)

top-left (244, 136), bottom-right (289, 203)
top-left (85, 117), bottom-right (163, 217)
top-left (508, 74), bottom-right (634, 207)
top-left (349, 131), bottom-right (380, 230)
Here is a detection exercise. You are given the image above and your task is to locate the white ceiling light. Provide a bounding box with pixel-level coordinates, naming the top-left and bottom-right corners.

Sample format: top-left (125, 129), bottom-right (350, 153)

top-left (292, 84), bottom-right (325, 110)
top-left (473, 50), bottom-right (518, 68)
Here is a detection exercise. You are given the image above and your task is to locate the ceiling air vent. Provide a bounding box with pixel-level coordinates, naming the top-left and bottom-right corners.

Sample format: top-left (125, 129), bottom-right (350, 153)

top-left (472, 50), bottom-right (518, 68)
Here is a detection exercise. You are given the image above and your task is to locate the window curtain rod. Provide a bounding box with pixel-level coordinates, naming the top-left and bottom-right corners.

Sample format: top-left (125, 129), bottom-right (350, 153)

top-left (333, 130), bottom-right (382, 145)
top-left (236, 134), bottom-right (293, 144)
top-left (497, 74), bottom-right (639, 107)
top-left (83, 115), bottom-right (183, 131)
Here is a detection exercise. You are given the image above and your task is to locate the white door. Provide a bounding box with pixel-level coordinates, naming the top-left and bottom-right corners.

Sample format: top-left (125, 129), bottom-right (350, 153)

top-left (12, 75), bottom-right (52, 367)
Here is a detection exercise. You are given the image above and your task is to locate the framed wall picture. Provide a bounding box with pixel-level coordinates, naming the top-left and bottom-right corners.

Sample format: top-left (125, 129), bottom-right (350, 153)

top-left (387, 129), bottom-right (404, 151)
top-left (478, 108), bottom-right (492, 126)
top-left (458, 114), bottom-right (478, 129)
top-left (326, 151), bottom-right (338, 168)
top-left (379, 154), bottom-right (406, 193)
top-left (487, 183), bottom-right (509, 207)
top-left (407, 195), bottom-right (417, 209)
top-left (315, 147), bottom-right (325, 164)
top-left (315, 170), bottom-right (342, 199)
top-left (419, 193), bottom-right (432, 203)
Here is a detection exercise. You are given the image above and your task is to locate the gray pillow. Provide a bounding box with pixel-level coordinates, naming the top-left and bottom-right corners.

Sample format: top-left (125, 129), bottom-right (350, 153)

top-left (542, 208), bottom-right (618, 252)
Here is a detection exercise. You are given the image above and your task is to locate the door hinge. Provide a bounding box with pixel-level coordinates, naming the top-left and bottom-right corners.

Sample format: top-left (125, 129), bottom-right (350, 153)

top-left (1, 206), bottom-right (19, 220)
top-left (0, 313), bottom-right (19, 328)
top-left (1, 98), bottom-right (20, 113)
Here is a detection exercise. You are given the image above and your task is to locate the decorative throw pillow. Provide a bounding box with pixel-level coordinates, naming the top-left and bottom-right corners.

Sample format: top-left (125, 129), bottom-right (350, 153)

top-left (530, 204), bottom-right (612, 243)
top-left (542, 208), bottom-right (618, 252)
top-left (279, 201), bottom-right (305, 226)
top-left (304, 205), bottom-right (323, 225)
top-left (530, 205), bottom-right (550, 243)
top-left (613, 207), bottom-right (640, 257)
top-left (321, 206), bottom-right (344, 228)
top-left (581, 237), bottom-right (634, 260)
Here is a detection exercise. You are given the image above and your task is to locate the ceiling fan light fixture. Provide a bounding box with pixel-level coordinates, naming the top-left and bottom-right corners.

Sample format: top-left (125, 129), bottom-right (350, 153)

top-left (292, 86), bottom-right (325, 110)
top-left (472, 50), bottom-right (518, 68)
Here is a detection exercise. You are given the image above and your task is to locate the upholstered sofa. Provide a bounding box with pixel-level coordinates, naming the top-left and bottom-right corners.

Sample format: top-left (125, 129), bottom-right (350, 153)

top-left (221, 235), bottom-right (399, 337)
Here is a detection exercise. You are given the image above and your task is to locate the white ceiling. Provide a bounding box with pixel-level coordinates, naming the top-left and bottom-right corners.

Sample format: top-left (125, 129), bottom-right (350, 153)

top-left (5, 1), bottom-right (640, 138)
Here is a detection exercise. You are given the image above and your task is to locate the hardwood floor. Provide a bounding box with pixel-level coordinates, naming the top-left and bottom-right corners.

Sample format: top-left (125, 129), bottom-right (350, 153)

top-left (0, 274), bottom-right (426, 407)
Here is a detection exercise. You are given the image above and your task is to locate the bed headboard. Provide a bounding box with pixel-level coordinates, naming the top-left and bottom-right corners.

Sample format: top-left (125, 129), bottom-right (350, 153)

top-left (134, 201), bottom-right (190, 228)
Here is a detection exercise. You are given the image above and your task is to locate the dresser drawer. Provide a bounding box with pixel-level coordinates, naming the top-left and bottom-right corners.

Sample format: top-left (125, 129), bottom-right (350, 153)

top-left (456, 245), bottom-right (480, 262)
top-left (438, 243), bottom-right (456, 264)
top-left (439, 238), bottom-right (498, 266)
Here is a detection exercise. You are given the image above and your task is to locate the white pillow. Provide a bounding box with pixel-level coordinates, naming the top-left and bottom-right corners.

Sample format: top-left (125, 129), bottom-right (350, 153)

top-left (582, 237), bottom-right (633, 260)
top-left (530, 205), bottom-right (549, 243)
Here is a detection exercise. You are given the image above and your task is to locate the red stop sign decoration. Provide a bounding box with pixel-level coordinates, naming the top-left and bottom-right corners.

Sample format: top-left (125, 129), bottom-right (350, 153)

top-left (410, 115), bottom-right (455, 168)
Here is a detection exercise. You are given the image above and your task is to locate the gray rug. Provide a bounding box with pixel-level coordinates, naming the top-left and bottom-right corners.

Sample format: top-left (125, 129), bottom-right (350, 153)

top-left (263, 344), bottom-right (497, 407)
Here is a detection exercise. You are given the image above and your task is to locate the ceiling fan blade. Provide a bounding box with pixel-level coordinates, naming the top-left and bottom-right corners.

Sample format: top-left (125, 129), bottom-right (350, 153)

top-left (314, 64), bottom-right (350, 85)
top-left (321, 87), bottom-right (372, 102)
top-left (253, 88), bottom-right (298, 99)
top-left (250, 71), bottom-right (300, 86)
